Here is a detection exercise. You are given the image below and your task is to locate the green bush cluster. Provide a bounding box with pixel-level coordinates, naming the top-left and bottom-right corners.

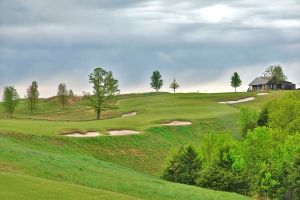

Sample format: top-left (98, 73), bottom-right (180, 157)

top-left (163, 92), bottom-right (300, 199)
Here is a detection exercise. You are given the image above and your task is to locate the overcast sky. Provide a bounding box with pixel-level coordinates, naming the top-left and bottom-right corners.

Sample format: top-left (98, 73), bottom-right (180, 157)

top-left (0, 0), bottom-right (300, 97)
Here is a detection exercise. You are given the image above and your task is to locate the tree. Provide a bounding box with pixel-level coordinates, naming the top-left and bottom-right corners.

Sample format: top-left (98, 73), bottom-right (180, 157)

top-left (197, 134), bottom-right (248, 194)
top-left (57, 83), bottom-right (68, 108)
top-left (26, 81), bottom-right (39, 113)
top-left (264, 65), bottom-right (286, 85)
top-left (68, 89), bottom-right (74, 98)
top-left (231, 72), bottom-right (242, 92)
top-left (162, 145), bottom-right (201, 185)
top-left (2, 86), bottom-right (19, 118)
top-left (150, 70), bottom-right (163, 92)
top-left (84, 67), bottom-right (119, 120)
top-left (170, 78), bottom-right (179, 93)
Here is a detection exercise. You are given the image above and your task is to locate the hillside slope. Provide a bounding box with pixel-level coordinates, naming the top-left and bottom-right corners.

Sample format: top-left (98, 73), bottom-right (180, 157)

top-left (0, 91), bottom-right (290, 200)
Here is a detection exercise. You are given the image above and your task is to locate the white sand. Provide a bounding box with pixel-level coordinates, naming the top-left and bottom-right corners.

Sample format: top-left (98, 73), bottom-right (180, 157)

top-left (257, 93), bottom-right (269, 96)
top-left (108, 130), bottom-right (140, 136)
top-left (121, 112), bottom-right (137, 117)
top-left (161, 121), bottom-right (192, 126)
top-left (65, 132), bottom-right (101, 137)
top-left (219, 97), bottom-right (255, 104)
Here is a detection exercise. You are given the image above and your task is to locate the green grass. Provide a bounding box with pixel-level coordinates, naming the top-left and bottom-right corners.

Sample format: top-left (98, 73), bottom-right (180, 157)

top-left (0, 92), bottom-right (256, 135)
top-left (0, 171), bottom-right (140, 200)
top-left (0, 135), bottom-right (247, 200)
top-left (1, 91), bottom-right (293, 200)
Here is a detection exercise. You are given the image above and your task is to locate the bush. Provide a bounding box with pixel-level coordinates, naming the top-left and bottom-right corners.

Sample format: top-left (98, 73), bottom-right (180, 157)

top-left (267, 92), bottom-right (300, 133)
top-left (257, 106), bottom-right (269, 126)
top-left (240, 108), bottom-right (259, 137)
top-left (162, 145), bottom-right (201, 185)
top-left (279, 151), bottom-right (300, 199)
top-left (197, 135), bottom-right (248, 194)
top-left (241, 127), bottom-right (300, 198)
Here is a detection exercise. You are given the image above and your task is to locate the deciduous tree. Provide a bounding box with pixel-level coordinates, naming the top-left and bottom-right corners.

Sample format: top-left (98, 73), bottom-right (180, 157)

top-left (170, 78), bottom-right (179, 93)
top-left (2, 86), bottom-right (19, 118)
top-left (84, 67), bottom-right (119, 120)
top-left (57, 83), bottom-right (68, 108)
top-left (68, 89), bottom-right (74, 98)
top-left (231, 72), bottom-right (242, 92)
top-left (26, 81), bottom-right (39, 113)
top-left (150, 70), bottom-right (163, 92)
top-left (264, 65), bottom-right (287, 85)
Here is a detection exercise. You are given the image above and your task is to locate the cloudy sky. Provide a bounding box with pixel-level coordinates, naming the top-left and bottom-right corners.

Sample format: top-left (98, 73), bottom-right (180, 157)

top-left (0, 0), bottom-right (300, 97)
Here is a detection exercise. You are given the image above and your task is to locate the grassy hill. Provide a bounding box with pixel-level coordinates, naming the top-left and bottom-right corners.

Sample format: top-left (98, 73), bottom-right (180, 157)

top-left (0, 91), bottom-right (291, 200)
top-left (0, 172), bottom-right (140, 200)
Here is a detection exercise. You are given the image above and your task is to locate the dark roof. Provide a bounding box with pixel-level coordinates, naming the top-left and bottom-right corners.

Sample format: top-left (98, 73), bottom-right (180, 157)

top-left (249, 77), bottom-right (269, 86)
top-left (282, 80), bottom-right (293, 84)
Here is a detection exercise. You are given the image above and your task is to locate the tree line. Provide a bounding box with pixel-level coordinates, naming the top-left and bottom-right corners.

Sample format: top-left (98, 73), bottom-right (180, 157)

top-left (1, 65), bottom-right (286, 119)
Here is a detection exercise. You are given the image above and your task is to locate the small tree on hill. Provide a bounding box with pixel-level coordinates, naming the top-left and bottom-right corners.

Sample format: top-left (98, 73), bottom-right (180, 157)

top-left (84, 67), bottom-right (119, 120)
top-left (2, 86), bottom-right (19, 118)
top-left (150, 70), bottom-right (163, 92)
top-left (162, 145), bottom-right (201, 185)
top-left (26, 81), bottom-right (39, 113)
top-left (170, 78), bottom-right (180, 93)
top-left (231, 72), bottom-right (242, 92)
top-left (68, 89), bottom-right (74, 98)
top-left (57, 83), bottom-right (68, 108)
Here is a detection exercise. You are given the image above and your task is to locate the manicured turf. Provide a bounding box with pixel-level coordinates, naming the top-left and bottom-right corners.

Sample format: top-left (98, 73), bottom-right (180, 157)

top-left (0, 92), bottom-right (258, 135)
top-left (1, 91), bottom-right (293, 200)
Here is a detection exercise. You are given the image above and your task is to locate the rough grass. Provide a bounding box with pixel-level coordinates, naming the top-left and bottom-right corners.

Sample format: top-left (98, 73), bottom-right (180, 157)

top-left (0, 171), bottom-right (140, 200)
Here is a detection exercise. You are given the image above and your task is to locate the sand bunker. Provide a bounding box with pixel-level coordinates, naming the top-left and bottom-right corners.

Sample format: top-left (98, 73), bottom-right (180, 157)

top-left (121, 112), bottom-right (137, 117)
top-left (161, 121), bottom-right (192, 126)
top-left (65, 132), bottom-right (101, 138)
top-left (257, 93), bottom-right (269, 96)
top-left (108, 130), bottom-right (140, 136)
top-left (219, 97), bottom-right (255, 104)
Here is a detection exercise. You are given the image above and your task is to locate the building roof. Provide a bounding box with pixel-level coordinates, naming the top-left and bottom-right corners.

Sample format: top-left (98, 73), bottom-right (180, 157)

top-left (249, 77), bottom-right (269, 86)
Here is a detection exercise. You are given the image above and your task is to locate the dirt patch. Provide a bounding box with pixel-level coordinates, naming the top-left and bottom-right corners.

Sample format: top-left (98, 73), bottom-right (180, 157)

top-left (161, 121), bottom-right (192, 126)
top-left (65, 132), bottom-right (101, 138)
top-left (218, 97), bottom-right (255, 104)
top-left (257, 93), bottom-right (269, 96)
top-left (121, 112), bottom-right (137, 117)
top-left (108, 130), bottom-right (140, 136)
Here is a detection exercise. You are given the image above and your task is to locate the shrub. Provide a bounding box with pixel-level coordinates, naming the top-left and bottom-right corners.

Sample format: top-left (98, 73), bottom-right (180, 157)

top-left (257, 106), bottom-right (269, 126)
top-left (197, 135), bottom-right (248, 194)
top-left (268, 92), bottom-right (300, 133)
top-left (240, 108), bottom-right (259, 137)
top-left (162, 145), bottom-right (201, 185)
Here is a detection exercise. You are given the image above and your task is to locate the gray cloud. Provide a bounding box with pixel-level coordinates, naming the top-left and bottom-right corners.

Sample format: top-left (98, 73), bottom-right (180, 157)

top-left (0, 0), bottom-right (300, 98)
